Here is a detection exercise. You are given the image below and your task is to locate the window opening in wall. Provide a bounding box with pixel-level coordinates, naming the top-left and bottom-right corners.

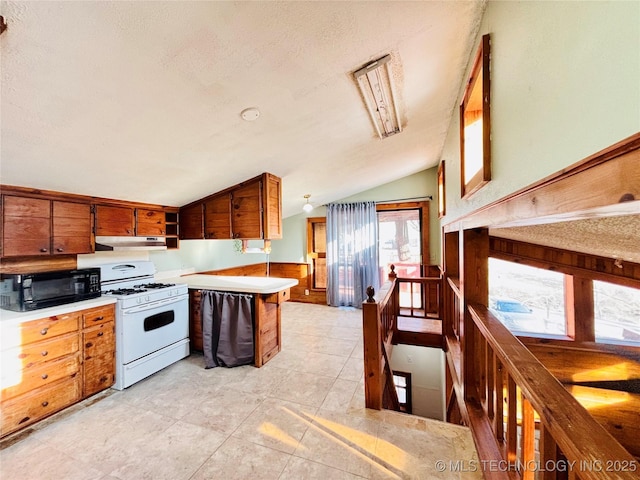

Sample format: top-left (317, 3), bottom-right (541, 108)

top-left (378, 208), bottom-right (423, 309)
top-left (594, 281), bottom-right (640, 345)
top-left (488, 258), bottom-right (566, 335)
top-left (393, 371), bottom-right (412, 414)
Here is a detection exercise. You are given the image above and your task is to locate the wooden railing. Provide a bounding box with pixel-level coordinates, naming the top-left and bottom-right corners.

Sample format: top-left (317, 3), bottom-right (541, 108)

top-left (444, 278), bottom-right (638, 480)
top-left (390, 264), bottom-right (443, 319)
top-left (362, 278), bottom-right (400, 410)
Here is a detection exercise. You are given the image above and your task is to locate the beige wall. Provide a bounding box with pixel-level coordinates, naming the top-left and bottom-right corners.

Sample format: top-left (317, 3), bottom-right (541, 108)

top-left (441, 0), bottom-right (640, 225)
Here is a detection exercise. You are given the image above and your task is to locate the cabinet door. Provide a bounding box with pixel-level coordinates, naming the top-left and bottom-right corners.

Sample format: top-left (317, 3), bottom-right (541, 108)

top-left (136, 208), bottom-right (167, 236)
top-left (231, 180), bottom-right (262, 239)
top-left (179, 203), bottom-right (204, 239)
top-left (204, 194), bottom-right (232, 239)
top-left (82, 322), bottom-right (115, 397)
top-left (95, 205), bottom-right (135, 236)
top-left (2, 195), bottom-right (50, 256)
top-left (52, 201), bottom-right (92, 254)
top-left (263, 173), bottom-right (282, 240)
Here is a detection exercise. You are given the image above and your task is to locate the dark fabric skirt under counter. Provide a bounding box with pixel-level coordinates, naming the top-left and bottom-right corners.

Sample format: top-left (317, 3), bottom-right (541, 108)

top-left (200, 290), bottom-right (254, 368)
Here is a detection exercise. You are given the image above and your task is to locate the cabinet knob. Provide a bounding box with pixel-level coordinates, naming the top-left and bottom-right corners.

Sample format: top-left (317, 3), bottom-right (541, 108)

top-left (40, 327), bottom-right (49, 336)
top-left (41, 373), bottom-right (48, 380)
top-left (97, 331), bottom-right (104, 337)
top-left (234, 204), bottom-right (240, 210)
top-left (96, 316), bottom-right (104, 321)
top-left (86, 342), bottom-right (93, 348)
top-left (40, 248), bottom-right (48, 253)
top-left (56, 247), bottom-right (64, 252)
top-left (41, 350), bottom-right (48, 357)
top-left (126, 229), bottom-right (131, 234)
top-left (41, 401), bottom-right (49, 407)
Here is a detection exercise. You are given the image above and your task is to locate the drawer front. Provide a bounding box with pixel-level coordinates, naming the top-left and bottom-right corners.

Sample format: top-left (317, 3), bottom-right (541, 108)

top-left (1, 376), bottom-right (81, 437)
top-left (1, 332), bottom-right (79, 373)
top-left (82, 305), bottom-right (115, 329)
top-left (83, 352), bottom-right (115, 398)
top-left (2, 354), bottom-right (80, 401)
top-left (3, 314), bottom-right (80, 349)
top-left (83, 323), bottom-right (115, 359)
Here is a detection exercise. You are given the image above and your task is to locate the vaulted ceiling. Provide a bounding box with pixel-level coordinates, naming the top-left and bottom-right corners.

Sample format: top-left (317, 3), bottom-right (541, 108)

top-left (0, 1), bottom-right (486, 218)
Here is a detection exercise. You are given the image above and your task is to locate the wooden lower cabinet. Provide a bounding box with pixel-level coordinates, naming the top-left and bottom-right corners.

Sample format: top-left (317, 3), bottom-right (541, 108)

top-left (82, 306), bottom-right (115, 398)
top-left (0, 303), bottom-right (116, 437)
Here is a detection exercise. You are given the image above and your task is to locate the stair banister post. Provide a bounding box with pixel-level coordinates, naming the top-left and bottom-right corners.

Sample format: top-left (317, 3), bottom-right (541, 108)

top-left (362, 285), bottom-right (383, 409)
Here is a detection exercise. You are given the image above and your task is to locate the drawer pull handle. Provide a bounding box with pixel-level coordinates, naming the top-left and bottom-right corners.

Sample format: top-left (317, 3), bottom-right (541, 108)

top-left (41, 351), bottom-right (48, 357)
top-left (96, 316), bottom-right (104, 321)
top-left (41, 374), bottom-right (48, 380)
top-left (40, 327), bottom-right (49, 336)
top-left (97, 332), bottom-right (104, 337)
top-left (41, 401), bottom-right (49, 407)
top-left (86, 342), bottom-right (93, 348)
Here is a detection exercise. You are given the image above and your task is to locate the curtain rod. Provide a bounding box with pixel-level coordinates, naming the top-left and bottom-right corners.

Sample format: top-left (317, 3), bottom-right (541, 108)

top-left (376, 195), bottom-right (432, 204)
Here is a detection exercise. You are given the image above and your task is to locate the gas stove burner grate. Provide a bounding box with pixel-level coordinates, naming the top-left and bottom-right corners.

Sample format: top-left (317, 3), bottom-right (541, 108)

top-left (134, 282), bottom-right (176, 289)
top-left (105, 288), bottom-right (148, 296)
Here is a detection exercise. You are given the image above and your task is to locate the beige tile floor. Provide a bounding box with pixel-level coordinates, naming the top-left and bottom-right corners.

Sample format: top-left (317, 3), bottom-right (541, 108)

top-left (0, 302), bottom-right (482, 480)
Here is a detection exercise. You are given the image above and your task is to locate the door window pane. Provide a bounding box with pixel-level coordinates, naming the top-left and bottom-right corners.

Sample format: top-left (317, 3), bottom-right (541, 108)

top-left (594, 281), bottom-right (640, 345)
top-left (489, 258), bottom-right (566, 335)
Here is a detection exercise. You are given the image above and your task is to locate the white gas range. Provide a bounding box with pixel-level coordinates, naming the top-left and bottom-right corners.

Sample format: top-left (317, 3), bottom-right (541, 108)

top-left (100, 261), bottom-right (189, 390)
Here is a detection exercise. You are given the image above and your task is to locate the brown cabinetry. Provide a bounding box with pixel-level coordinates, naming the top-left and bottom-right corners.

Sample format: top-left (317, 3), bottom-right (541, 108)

top-left (204, 194), bottom-right (232, 239)
top-left (179, 203), bottom-right (204, 240)
top-left (95, 205), bottom-right (135, 236)
top-left (52, 201), bottom-right (92, 255)
top-left (1, 312), bottom-right (82, 436)
top-left (136, 208), bottom-right (167, 236)
top-left (231, 179), bottom-right (262, 239)
top-left (81, 305), bottom-right (115, 397)
top-left (0, 303), bottom-right (116, 437)
top-left (180, 172), bottom-right (282, 241)
top-left (1, 195), bottom-right (92, 257)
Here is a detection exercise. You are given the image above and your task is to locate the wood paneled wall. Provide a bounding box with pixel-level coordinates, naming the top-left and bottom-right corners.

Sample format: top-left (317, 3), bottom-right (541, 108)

top-left (199, 262), bottom-right (326, 305)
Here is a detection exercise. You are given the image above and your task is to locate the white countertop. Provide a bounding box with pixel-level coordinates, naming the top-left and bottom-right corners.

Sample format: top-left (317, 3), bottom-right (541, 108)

top-left (169, 274), bottom-right (298, 294)
top-left (0, 296), bottom-right (117, 326)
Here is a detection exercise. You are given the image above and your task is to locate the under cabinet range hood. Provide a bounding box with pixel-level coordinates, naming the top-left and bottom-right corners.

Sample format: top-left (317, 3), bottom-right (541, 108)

top-left (95, 236), bottom-right (167, 251)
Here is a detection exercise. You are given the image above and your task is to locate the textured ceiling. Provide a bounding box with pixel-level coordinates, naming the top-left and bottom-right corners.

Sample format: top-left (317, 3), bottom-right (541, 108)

top-left (491, 214), bottom-right (640, 264)
top-left (0, 1), bottom-right (485, 217)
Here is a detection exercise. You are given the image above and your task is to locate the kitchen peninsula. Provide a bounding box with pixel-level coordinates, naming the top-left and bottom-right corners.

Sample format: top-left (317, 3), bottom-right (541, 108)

top-left (175, 275), bottom-right (298, 367)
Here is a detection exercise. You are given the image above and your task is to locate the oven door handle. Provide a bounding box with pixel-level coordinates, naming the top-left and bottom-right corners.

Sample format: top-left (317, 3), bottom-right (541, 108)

top-left (122, 295), bottom-right (187, 315)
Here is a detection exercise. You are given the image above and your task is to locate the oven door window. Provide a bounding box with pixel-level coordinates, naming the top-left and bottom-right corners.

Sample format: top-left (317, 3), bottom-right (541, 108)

top-left (144, 311), bottom-right (174, 331)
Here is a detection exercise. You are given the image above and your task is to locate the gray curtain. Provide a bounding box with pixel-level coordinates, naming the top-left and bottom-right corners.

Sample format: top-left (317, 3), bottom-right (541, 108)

top-left (326, 202), bottom-right (380, 307)
top-left (200, 290), bottom-right (254, 368)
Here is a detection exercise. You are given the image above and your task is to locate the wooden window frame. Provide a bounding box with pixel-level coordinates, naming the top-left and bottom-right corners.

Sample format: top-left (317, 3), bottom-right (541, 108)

top-left (437, 161), bottom-right (446, 218)
top-left (376, 201), bottom-right (430, 271)
top-left (306, 217), bottom-right (327, 292)
top-left (460, 34), bottom-right (491, 198)
top-left (392, 370), bottom-right (412, 414)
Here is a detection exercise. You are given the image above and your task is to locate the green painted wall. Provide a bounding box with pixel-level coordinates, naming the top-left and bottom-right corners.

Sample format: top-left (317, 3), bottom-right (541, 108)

top-left (441, 0), bottom-right (640, 225)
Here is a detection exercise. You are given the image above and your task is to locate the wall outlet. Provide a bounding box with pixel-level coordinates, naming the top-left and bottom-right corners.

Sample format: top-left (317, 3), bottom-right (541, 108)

top-left (304, 289), bottom-right (310, 295)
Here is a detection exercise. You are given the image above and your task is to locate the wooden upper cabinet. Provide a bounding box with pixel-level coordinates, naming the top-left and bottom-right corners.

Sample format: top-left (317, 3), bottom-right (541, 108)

top-left (231, 180), bottom-right (262, 239)
top-left (52, 201), bottom-right (92, 255)
top-left (179, 203), bottom-right (204, 240)
top-left (263, 173), bottom-right (282, 240)
top-left (1, 196), bottom-right (92, 257)
top-left (2, 196), bottom-right (51, 256)
top-left (95, 205), bottom-right (135, 236)
top-left (177, 172), bottom-right (282, 241)
top-left (204, 194), bottom-right (231, 239)
top-left (136, 208), bottom-right (166, 236)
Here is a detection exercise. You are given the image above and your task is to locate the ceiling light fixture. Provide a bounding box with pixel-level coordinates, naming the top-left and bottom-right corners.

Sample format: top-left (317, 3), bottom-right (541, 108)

top-left (302, 194), bottom-right (313, 213)
top-left (240, 107), bottom-right (260, 121)
top-left (353, 54), bottom-right (401, 139)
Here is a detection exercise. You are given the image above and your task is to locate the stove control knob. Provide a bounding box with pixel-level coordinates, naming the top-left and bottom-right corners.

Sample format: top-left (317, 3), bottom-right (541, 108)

top-left (146, 295), bottom-right (150, 302)
top-left (137, 298), bottom-right (142, 304)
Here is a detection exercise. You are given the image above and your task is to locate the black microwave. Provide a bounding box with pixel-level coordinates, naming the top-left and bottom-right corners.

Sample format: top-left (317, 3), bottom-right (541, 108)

top-left (0, 268), bottom-right (101, 312)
